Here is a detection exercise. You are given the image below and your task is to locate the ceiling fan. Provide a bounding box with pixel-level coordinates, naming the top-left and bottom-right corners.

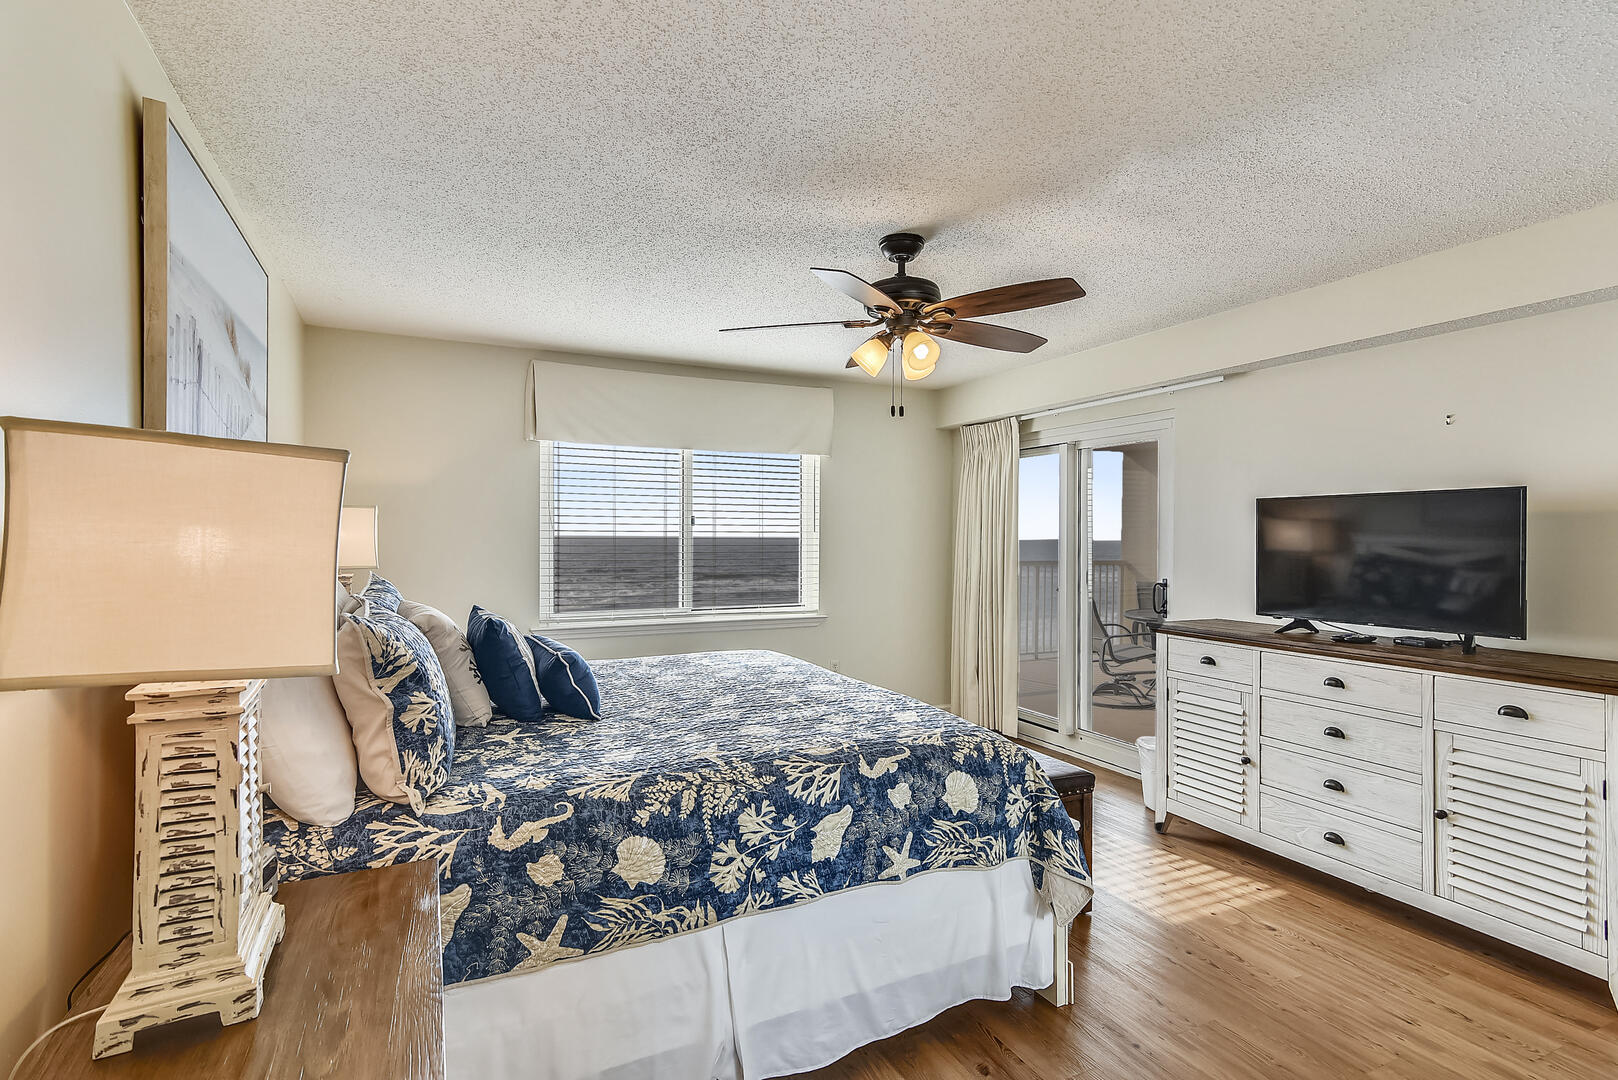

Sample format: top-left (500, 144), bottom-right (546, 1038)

top-left (719, 232), bottom-right (1085, 383)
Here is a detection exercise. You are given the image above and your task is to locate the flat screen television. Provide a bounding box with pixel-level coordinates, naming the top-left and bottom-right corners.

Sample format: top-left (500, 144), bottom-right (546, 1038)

top-left (1255, 486), bottom-right (1526, 640)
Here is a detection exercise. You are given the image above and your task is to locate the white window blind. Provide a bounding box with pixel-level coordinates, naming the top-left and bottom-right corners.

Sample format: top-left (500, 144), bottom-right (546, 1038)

top-left (539, 442), bottom-right (820, 622)
top-left (549, 444), bottom-right (682, 614)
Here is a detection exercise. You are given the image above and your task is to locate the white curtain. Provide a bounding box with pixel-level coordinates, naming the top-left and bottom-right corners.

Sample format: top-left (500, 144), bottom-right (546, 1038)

top-left (950, 418), bottom-right (1019, 733)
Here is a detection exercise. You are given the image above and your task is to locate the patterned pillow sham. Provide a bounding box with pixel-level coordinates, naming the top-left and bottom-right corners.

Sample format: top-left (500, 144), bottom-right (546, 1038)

top-left (334, 600), bottom-right (455, 812)
top-left (466, 606), bottom-right (544, 722)
top-left (524, 633), bottom-right (602, 719)
top-left (356, 571), bottom-right (403, 613)
top-left (397, 599), bottom-right (494, 728)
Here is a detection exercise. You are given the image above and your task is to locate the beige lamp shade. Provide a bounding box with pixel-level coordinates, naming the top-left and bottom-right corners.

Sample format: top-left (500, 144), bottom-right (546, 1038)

top-left (0, 417), bottom-right (349, 689)
top-left (337, 505), bottom-right (379, 569)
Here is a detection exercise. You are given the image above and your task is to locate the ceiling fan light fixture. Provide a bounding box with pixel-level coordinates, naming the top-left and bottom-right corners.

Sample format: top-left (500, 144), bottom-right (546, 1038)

top-left (729, 234), bottom-right (1084, 379)
top-left (850, 332), bottom-right (894, 377)
top-left (901, 331), bottom-right (938, 381)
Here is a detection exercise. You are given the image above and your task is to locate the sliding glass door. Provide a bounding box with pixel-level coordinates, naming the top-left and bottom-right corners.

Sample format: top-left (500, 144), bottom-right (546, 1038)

top-left (1017, 417), bottom-right (1172, 770)
top-left (1083, 439), bottom-right (1162, 746)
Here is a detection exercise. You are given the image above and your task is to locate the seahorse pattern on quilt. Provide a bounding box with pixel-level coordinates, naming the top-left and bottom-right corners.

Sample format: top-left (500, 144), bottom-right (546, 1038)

top-left (265, 650), bottom-right (1093, 986)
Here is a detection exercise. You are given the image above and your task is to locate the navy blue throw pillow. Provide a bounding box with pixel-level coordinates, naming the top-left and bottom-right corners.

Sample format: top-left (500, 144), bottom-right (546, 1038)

top-left (525, 634), bottom-right (602, 720)
top-left (465, 606), bottom-right (544, 722)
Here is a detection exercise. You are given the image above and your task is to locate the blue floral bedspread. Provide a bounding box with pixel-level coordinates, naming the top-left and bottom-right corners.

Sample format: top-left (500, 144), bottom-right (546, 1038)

top-left (265, 650), bottom-right (1092, 987)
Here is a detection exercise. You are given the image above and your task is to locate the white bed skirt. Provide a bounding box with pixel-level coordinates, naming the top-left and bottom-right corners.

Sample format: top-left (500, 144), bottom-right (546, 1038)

top-left (445, 861), bottom-right (1058, 1080)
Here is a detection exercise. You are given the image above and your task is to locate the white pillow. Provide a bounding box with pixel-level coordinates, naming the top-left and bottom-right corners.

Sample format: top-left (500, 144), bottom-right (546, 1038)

top-left (259, 675), bottom-right (358, 826)
top-left (397, 599), bottom-right (494, 728)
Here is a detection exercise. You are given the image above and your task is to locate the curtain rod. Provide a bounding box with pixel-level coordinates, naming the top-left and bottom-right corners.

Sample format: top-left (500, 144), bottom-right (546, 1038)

top-left (1019, 375), bottom-right (1225, 422)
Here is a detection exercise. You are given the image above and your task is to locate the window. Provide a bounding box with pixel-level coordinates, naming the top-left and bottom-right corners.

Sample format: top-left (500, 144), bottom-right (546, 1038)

top-left (538, 441), bottom-right (820, 624)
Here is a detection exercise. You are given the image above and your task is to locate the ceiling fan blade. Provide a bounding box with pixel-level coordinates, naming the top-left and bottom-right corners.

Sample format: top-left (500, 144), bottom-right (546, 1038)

top-left (719, 319), bottom-right (878, 333)
top-left (930, 319), bottom-right (1047, 353)
top-left (810, 268), bottom-right (901, 314)
top-left (926, 278), bottom-right (1085, 320)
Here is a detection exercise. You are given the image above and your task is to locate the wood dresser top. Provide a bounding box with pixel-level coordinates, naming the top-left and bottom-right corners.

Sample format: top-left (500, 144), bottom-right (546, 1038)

top-left (22, 861), bottom-right (444, 1080)
top-left (1159, 619), bottom-right (1618, 697)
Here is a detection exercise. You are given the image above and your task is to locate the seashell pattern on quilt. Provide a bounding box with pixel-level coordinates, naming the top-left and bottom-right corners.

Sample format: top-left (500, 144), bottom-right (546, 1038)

top-left (265, 650), bottom-right (1093, 987)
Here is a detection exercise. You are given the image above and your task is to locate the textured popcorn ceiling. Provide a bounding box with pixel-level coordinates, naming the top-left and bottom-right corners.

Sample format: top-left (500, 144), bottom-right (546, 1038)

top-left (128, 1), bottom-right (1618, 386)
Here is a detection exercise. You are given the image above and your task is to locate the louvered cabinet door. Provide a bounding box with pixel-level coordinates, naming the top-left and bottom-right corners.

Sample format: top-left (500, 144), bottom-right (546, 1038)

top-left (1436, 732), bottom-right (1606, 956)
top-left (1166, 677), bottom-right (1254, 827)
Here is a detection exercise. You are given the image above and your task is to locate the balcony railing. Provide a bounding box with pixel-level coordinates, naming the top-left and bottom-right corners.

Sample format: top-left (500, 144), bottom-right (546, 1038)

top-left (1018, 559), bottom-right (1124, 660)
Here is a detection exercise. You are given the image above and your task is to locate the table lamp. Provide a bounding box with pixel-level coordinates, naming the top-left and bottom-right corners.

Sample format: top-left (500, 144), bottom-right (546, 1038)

top-left (0, 417), bottom-right (348, 1059)
top-left (336, 505), bottom-right (378, 588)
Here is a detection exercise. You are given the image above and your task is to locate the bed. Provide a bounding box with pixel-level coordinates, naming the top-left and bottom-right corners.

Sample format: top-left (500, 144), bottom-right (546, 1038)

top-left (266, 650), bottom-right (1092, 1078)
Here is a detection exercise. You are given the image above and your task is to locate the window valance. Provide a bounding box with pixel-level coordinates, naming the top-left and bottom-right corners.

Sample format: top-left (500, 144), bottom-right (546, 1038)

top-left (526, 360), bottom-right (835, 455)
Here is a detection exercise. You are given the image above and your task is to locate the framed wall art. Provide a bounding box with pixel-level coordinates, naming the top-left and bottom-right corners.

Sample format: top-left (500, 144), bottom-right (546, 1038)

top-left (142, 97), bottom-right (269, 440)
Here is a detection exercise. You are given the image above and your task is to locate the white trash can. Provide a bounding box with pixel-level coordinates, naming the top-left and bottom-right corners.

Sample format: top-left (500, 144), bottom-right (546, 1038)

top-left (1136, 735), bottom-right (1160, 813)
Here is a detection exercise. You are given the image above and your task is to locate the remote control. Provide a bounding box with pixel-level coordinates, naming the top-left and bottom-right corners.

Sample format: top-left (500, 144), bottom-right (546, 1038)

top-left (1393, 635), bottom-right (1446, 649)
top-left (1331, 633), bottom-right (1376, 644)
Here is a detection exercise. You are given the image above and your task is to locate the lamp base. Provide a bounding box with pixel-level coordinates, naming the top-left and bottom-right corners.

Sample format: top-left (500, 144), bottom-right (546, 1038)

top-left (92, 679), bottom-right (282, 1059)
top-left (93, 895), bottom-right (284, 1057)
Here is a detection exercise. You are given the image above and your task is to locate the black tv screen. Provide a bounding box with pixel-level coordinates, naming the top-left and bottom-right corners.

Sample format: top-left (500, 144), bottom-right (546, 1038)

top-left (1256, 487), bottom-right (1526, 639)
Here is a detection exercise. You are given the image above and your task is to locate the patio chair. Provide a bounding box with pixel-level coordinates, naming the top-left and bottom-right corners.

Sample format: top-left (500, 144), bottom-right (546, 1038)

top-left (1090, 598), bottom-right (1157, 709)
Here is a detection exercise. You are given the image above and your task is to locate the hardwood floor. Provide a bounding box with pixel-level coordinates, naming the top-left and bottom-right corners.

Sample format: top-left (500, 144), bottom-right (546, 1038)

top-left (795, 770), bottom-right (1617, 1079)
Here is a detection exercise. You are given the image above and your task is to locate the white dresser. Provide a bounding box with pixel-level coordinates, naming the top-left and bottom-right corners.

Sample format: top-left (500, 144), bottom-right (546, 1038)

top-left (1154, 621), bottom-right (1617, 1004)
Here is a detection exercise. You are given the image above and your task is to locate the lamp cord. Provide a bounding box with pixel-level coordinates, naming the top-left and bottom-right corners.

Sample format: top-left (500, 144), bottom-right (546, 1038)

top-left (67, 931), bottom-right (128, 1011)
top-left (7, 1007), bottom-right (106, 1080)
top-left (7, 930), bottom-right (131, 1078)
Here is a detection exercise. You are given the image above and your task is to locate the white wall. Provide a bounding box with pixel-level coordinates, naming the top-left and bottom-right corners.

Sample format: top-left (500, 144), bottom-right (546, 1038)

top-left (0, 0), bottom-right (304, 1069)
top-left (940, 201), bottom-right (1618, 429)
top-left (302, 327), bottom-right (956, 704)
top-left (1021, 297), bottom-right (1618, 658)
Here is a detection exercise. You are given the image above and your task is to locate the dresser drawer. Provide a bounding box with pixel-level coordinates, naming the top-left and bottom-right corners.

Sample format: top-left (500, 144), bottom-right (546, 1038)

top-left (1261, 652), bottom-right (1422, 716)
top-left (1260, 695), bottom-right (1423, 772)
top-left (1259, 791), bottom-right (1423, 888)
top-left (1166, 637), bottom-right (1255, 684)
top-left (1434, 677), bottom-right (1605, 752)
top-left (1260, 742), bottom-right (1423, 828)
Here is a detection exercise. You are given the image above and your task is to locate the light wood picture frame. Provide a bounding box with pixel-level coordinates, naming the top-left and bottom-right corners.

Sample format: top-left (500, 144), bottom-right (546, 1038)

top-left (141, 98), bottom-right (270, 440)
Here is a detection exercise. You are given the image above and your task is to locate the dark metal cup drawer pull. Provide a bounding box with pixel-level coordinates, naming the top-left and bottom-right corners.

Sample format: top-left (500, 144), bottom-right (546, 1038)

top-left (1496, 704), bottom-right (1529, 720)
top-left (1322, 726), bottom-right (1346, 739)
top-left (1323, 831), bottom-right (1346, 846)
top-left (1322, 676), bottom-right (1346, 689)
top-left (1199, 655), bottom-right (1216, 665)
top-left (1322, 778), bottom-right (1344, 792)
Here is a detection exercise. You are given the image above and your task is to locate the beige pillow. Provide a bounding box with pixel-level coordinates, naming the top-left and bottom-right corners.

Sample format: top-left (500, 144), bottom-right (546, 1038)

top-left (259, 676), bottom-right (358, 826)
top-left (337, 576), bottom-right (362, 619)
top-left (396, 599), bottom-right (494, 728)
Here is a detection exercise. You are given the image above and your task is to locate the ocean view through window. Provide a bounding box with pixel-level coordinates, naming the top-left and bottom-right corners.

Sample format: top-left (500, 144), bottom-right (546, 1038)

top-left (538, 441), bottom-right (820, 624)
